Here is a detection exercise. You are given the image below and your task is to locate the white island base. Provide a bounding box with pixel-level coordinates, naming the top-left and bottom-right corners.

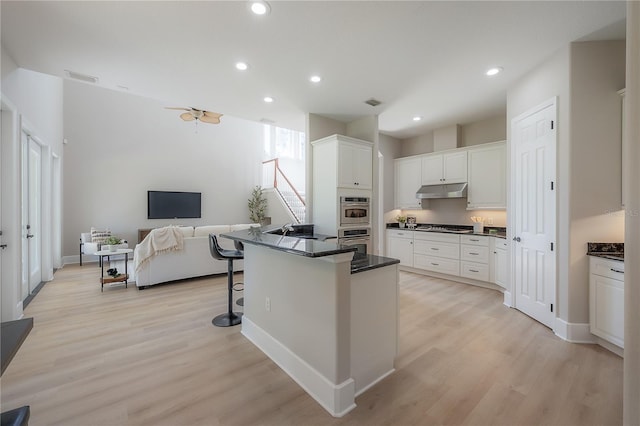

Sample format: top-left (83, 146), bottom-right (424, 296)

top-left (239, 244), bottom-right (398, 417)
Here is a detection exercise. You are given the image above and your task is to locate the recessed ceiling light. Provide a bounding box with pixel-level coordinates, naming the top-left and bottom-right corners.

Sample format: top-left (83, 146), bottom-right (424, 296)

top-left (264, 96), bottom-right (274, 103)
top-left (310, 75), bottom-right (321, 83)
top-left (235, 62), bottom-right (249, 71)
top-left (486, 67), bottom-right (503, 76)
top-left (413, 116), bottom-right (422, 122)
top-left (250, 1), bottom-right (270, 15)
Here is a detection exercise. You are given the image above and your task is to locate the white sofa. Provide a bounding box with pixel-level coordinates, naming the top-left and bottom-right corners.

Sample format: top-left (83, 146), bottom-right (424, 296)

top-left (134, 224), bottom-right (258, 288)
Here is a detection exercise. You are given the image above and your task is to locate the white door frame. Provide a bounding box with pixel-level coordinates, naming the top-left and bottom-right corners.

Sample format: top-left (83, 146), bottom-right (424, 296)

top-left (508, 97), bottom-right (558, 329)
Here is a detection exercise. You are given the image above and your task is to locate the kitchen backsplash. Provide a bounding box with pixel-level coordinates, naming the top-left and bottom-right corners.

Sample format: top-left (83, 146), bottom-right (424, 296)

top-left (387, 198), bottom-right (507, 227)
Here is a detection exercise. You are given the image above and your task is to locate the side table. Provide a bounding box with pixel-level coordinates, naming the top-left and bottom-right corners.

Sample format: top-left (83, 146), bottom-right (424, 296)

top-left (94, 248), bottom-right (133, 292)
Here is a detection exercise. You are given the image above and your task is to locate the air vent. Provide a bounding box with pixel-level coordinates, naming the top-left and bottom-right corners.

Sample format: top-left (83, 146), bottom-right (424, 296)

top-left (364, 98), bottom-right (382, 107)
top-left (260, 118), bottom-right (276, 124)
top-left (64, 70), bottom-right (99, 84)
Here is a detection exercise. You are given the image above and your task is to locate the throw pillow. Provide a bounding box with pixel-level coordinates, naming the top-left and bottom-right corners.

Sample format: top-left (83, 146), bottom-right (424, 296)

top-left (90, 227), bottom-right (111, 244)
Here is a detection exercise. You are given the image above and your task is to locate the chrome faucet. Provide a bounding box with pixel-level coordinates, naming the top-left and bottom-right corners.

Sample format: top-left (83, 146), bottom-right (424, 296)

top-left (281, 223), bottom-right (295, 235)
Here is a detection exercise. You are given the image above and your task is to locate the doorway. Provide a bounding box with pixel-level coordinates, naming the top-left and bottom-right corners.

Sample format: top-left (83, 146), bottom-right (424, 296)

top-left (21, 131), bottom-right (42, 299)
top-left (510, 98), bottom-right (557, 329)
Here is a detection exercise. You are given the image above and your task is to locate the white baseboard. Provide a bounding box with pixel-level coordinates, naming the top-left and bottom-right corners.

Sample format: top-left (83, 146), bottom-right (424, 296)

top-left (354, 367), bottom-right (395, 397)
top-left (503, 291), bottom-right (512, 307)
top-left (554, 318), bottom-right (596, 343)
top-left (241, 316), bottom-right (356, 417)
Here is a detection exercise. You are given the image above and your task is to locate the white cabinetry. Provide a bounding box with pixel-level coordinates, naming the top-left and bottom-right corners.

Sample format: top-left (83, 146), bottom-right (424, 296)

top-left (386, 229), bottom-right (414, 267)
top-left (394, 157), bottom-right (422, 209)
top-left (421, 151), bottom-right (467, 185)
top-left (413, 232), bottom-right (460, 275)
top-left (338, 139), bottom-right (373, 189)
top-left (589, 256), bottom-right (624, 348)
top-left (490, 238), bottom-right (508, 288)
top-left (312, 134), bottom-right (373, 234)
top-left (467, 141), bottom-right (506, 210)
top-left (460, 235), bottom-right (490, 282)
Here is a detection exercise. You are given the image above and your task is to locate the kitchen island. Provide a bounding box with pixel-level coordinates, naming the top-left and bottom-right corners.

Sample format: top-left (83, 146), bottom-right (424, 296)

top-left (222, 227), bottom-right (399, 417)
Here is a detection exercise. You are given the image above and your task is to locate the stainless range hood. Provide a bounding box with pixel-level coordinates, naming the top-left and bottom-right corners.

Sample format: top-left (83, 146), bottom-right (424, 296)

top-left (416, 182), bottom-right (468, 199)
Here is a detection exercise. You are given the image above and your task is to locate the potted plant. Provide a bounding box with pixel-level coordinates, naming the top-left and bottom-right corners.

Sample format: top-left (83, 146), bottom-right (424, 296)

top-left (103, 236), bottom-right (123, 252)
top-left (248, 185), bottom-right (269, 225)
top-left (396, 215), bottom-right (407, 228)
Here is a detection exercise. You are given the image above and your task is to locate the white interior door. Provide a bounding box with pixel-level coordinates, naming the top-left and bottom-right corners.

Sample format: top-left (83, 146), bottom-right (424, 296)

top-left (511, 99), bottom-right (557, 329)
top-left (21, 132), bottom-right (42, 298)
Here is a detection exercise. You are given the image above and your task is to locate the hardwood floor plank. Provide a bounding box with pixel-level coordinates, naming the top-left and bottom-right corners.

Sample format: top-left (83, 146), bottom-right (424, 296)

top-left (0, 266), bottom-right (623, 425)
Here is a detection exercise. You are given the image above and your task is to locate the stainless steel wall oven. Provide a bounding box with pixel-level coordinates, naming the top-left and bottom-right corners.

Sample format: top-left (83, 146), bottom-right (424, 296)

top-left (339, 196), bottom-right (370, 226)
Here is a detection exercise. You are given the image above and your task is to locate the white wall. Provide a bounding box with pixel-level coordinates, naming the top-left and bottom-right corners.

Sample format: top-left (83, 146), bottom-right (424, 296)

top-left (1, 54), bottom-right (64, 319)
top-left (62, 80), bottom-right (264, 259)
top-left (460, 115), bottom-right (507, 147)
top-left (507, 41), bottom-right (626, 325)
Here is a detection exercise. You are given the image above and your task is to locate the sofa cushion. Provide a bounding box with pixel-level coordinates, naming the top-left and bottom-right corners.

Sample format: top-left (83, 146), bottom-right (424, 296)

top-left (193, 225), bottom-right (230, 237)
top-left (90, 228), bottom-right (111, 244)
top-left (177, 226), bottom-right (194, 238)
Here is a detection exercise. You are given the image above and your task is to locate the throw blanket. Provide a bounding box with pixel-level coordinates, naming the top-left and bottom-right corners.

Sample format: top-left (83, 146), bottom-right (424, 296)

top-left (134, 226), bottom-right (185, 273)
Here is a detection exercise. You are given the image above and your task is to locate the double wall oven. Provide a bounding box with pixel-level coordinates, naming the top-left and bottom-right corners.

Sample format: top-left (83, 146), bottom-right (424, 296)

top-left (338, 196), bottom-right (371, 255)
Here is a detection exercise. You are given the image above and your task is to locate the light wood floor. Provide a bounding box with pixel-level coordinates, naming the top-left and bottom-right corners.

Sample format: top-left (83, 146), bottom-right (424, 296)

top-left (0, 265), bottom-right (622, 426)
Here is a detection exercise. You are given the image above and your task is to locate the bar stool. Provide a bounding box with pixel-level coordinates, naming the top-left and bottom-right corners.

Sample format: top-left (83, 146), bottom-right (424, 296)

top-left (209, 234), bottom-right (244, 327)
top-left (233, 240), bottom-right (244, 307)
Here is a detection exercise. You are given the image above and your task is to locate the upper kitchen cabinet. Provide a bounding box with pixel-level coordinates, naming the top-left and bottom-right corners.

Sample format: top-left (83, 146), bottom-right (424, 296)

top-left (421, 151), bottom-right (468, 185)
top-left (467, 141), bottom-right (506, 210)
top-left (312, 134), bottom-right (373, 191)
top-left (337, 138), bottom-right (373, 189)
top-left (394, 156), bottom-right (422, 209)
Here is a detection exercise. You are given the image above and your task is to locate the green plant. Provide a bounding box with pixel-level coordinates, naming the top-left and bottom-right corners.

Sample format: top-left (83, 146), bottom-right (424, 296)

top-left (103, 236), bottom-right (123, 245)
top-left (396, 215), bottom-right (407, 223)
top-left (248, 186), bottom-right (267, 223)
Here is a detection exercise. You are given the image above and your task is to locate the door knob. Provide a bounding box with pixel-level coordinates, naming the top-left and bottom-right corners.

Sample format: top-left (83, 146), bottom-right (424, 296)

top-left (513, 236), bottom-right (521, 242)
top-left (0, 244), bottom-right (7, 249)
top-left (26, 234), bottom-right (34, 239)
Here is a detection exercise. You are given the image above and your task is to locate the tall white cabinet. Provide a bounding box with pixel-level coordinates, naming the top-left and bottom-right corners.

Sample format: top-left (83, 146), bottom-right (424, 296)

top-left (312, 134), bottom-right (373, 234)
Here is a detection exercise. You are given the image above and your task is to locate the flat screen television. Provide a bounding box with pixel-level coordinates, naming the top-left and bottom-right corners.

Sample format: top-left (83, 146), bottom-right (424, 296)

top-left (147, 191), bottom-right (201, 219)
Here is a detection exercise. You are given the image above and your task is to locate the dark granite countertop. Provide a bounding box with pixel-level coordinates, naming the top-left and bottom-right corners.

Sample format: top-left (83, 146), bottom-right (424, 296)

top-left (386, 223), bottom-right (507, 239)
top-left (351, 253), bottom-right (400, 274)
top-left (222, 227), bottom-right (354, 258)
top-left (586, 242), bottom-right (624, 261)
top-left (223, 226), bottom-right (400, 274)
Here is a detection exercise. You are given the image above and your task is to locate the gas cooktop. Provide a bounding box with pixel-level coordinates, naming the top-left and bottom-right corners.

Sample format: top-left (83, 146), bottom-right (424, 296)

top-left (415, 226), bottom-right (473, 234)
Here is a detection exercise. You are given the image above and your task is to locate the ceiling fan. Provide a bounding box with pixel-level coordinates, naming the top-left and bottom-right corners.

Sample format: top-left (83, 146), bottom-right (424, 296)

top-left (165, 107), bottom-right (223, 124)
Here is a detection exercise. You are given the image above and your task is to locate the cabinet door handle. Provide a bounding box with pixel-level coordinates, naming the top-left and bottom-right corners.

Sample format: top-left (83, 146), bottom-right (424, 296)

top-left (470, 239), bottom-right (480, 242)
top-left (469, 269), bottom-right (479, 273)
top-left (470, 252), bottom-right (479, 255)
top-left (431, 263), bottom-right (439, 266)
top-left (610, 268), bottom-right (624, 274)
top-left (431, 247), bottom-right (439, 251)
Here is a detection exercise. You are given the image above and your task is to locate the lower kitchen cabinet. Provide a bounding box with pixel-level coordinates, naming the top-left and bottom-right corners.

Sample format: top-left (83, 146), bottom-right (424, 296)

top-left (387, 229), bottom-right (508, 290)
top-left (589, 256), bottom-right (624, 348)
top-left (490, 238), bottom-right (508, 288)
top-left (386, 229), bottom-right (414, 267)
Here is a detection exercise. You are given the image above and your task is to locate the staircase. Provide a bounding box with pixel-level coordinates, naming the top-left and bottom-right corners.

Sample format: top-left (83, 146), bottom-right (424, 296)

top-left (263, 158), bottom-right (306, 224)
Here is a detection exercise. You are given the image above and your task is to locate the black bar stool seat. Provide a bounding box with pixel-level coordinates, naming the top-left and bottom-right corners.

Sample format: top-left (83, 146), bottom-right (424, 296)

top-left (209, 234), bottom-right (244, 327)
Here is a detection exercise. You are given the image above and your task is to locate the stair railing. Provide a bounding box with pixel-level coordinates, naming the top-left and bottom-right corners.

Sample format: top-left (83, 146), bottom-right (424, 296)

top-left (262, 158), bottom-right (306, 223)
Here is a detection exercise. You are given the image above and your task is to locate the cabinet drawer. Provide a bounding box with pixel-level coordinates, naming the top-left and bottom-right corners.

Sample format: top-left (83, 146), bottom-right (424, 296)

top-left (387, 229), bottom-right (413, 240)
top-left (414, 254), bottom-right (460, 275)
top-left (460, 261), bottom-right (490, 281)
top-left (414, 240), bottom-right (459, 260)
top-left (494, 238), bottom-right (508, 249)
top-left (590, 256), bottom-right (624, 280)
top-left (460, 235), bottom-right (489, 246)
top-left (460, 245), bottom-right (489, 263)
top-left (414, 231), bottom-right (460, 244)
